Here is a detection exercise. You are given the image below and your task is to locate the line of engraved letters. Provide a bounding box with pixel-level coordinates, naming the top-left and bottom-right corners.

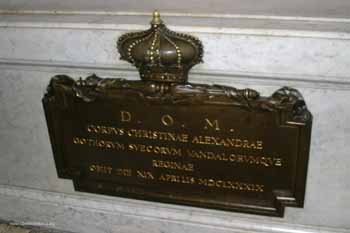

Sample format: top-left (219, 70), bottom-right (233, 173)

top-left (72, 138), bottom-right (283, 168)
top-left (86, 125), bottom-right (263, 150)
top-left (88, 164), bottom-right (264, 192)
top-left (86, 110), bottom-right (264, 150)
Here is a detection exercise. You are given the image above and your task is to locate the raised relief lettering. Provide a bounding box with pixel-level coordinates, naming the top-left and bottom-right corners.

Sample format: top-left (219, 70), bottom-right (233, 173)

top-left (197, 178), bottom-right (264, 192)
top-left (204, 118), bottom-right (220, 131)
top-left (152, 159), bottom-right (194, 172)
top-left (121, 110), bottom-right (132, 122)
top-left (128, 144), bottom-right (182, 157)
top-left (158, 173), bottom-right (196, 184)
top-left (73, 137), bottom-right (125, 150)
top-left (161, 114), bottom-right (174, 126)
top-left (86, 125), bottom-right (125, 136)
top-left (137, 170), bottom-right (155, 180)
top-left (115, 168), bottom-right (132, 177)
top-left (89, 164), bottom-right (113, 174)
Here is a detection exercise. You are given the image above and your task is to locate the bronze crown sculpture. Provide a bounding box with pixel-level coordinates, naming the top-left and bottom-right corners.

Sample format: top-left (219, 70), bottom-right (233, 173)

top-left (117, 10), bottom-right (203, 83)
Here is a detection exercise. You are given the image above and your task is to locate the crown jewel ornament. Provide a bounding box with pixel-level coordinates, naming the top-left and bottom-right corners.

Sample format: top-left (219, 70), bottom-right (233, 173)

top-left (117, 10), bottom-right (203, 83)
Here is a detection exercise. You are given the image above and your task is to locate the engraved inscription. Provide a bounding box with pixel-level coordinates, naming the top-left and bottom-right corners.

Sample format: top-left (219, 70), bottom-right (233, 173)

top-left (88, 165), bottom-right (265, 193)
top-left (71, 109), bottom-right (288, 196)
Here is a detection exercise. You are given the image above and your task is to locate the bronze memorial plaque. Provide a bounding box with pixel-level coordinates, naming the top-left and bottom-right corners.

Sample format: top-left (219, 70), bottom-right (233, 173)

top-left (43, 11), bottom-right (312, 217)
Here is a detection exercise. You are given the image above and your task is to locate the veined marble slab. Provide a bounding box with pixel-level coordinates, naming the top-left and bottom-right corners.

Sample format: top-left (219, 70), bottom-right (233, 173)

top-left (1, 13), bottom-right (350, 86)
top-left (2, 0), bottom-right (350, 18)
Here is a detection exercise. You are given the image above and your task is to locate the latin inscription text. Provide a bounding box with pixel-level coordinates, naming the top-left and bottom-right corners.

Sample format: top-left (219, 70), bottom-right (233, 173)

top-left (72, 110), bottom-right (286, 194)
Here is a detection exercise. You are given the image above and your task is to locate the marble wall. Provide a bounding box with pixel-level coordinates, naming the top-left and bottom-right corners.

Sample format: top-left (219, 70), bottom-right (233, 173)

top-left (0, 12), bottom-right (349, 233)
top-left (2, 0), bottom-right (350, 18)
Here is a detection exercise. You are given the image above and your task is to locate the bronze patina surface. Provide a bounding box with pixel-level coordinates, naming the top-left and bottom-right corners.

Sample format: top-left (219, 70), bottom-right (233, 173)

top-left (42, 11), bottom-right (312, 217)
